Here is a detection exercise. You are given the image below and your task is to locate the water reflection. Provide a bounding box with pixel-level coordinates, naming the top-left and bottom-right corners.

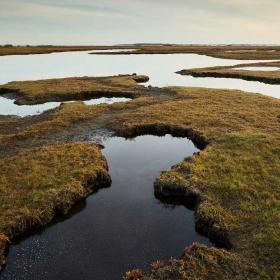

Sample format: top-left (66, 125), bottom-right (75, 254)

top-left (0, 96), bottom-right (130, 117)
top-left (0, 51), bottom-right (279, 98)
top-left (1, 134), bottom-right (210, 280)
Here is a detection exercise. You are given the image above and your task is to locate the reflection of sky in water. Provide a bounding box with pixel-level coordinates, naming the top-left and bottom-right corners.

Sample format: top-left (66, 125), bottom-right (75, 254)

top-left (0, 97), bottom-right (130, 117)
top-left (1, 51), bottom-right (280, 117)
top-left (2, 135), bottom-right (209, 280)
top-left (0, 51), bottom-right (279, 98)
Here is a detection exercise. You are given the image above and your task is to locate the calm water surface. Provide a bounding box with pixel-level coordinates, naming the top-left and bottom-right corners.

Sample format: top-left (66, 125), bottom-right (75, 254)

top-left (0, 97), bottom-right (130, 117)
top-left (0, 51), bottom-right (279, 99)
top-left (1, 135), bottom-right (210, 280)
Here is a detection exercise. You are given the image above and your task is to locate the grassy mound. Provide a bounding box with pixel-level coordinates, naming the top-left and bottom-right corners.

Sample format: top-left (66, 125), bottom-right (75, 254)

top-left (177, 61), bottom-right (280, 84)
top-left (0, 75), bottom-right (149, 105)
top-left (0, 143), bottom-right (111, 269)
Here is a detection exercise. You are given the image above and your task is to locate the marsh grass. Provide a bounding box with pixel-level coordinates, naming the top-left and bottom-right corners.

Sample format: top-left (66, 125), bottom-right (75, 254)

top-left (1, 81), bottom-right (280, 278)
top-left (109, 87), bottom-right (280, 279)
top-left (0, 75), bottom-right (149, 105)
top-left (178, 61), bottom-right (280, 84)
top-left (1, 45), bottom-right (280, 60)
top-left (0, 143), bottom-right (111, 269)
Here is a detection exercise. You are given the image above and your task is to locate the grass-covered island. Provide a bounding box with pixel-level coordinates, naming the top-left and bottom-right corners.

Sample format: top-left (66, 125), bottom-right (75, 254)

top-left (0, 75), bottom-right (279, 279)
top-left (177, 61), bottom-right (280, 85)
top-left (0, 74), bottom-right (149, 105)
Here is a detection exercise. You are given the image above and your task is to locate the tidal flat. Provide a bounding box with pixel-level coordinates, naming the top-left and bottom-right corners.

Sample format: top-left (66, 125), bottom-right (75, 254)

top-left (0, 47), bottom-right (280, 280)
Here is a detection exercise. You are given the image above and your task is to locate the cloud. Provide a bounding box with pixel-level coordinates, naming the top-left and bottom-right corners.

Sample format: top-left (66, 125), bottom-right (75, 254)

top-left (0, 0), bottom-right (279, 44)
top-left (0, 0), bottom-right (140, 22)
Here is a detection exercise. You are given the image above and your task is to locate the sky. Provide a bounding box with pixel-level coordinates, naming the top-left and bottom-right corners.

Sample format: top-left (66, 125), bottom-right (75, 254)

top-left (0, 0), bottom-right (279, 45)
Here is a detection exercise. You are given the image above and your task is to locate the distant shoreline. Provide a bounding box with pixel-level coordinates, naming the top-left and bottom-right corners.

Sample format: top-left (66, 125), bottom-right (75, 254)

top-left (1, 44), bottom-right (280, 60)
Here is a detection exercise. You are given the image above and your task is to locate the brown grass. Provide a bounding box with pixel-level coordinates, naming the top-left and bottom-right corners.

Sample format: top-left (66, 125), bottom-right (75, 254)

top-left (0, 75), bottom-right (149, 105)
top-left (0, 143), bottom-right (111, 269)
top-left (1, 82), bottom-right (280, 278)
top-left (110, 87), bottom-right (280, 279)
top-left (0, 45), bottom-right (137, 56)
top-left (89, 45), bottom-right (280, 60)
top-left (177, 61), bottom-right (280, 84)
top-left (1, 44), bottom-right (280, 60)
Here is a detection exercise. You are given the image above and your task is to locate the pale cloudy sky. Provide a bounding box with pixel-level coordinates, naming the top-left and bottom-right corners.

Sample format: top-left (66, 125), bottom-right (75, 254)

top-left (0, 0), bottom-right (279, 45)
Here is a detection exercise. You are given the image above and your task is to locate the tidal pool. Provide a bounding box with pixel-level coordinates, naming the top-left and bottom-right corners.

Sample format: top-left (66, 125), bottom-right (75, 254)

top-left (1, 134), bottom-right (210, 280)
top-left (0, 96), bottom-right (130, 117)
top-left (0, 51), bottom-right (279, 99)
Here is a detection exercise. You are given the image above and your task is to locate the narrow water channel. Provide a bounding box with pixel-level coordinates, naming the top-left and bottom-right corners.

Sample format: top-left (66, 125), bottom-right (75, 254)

top-left (1, 134), bottom-right (210, 280)
top-left (0, 96), bottom-right (130, 117)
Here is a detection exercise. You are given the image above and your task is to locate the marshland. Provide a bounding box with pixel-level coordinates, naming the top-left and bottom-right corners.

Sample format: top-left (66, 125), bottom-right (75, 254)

top-left (1, 2), bottom-right (280, 279)
top-left (0, 44), bottom-right (279, 280)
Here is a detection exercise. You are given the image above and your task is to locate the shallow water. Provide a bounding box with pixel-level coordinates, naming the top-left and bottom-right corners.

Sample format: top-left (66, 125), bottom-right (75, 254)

top-left (0, 97), bottom-right (130, 117)
top-left (1, 134), bottom-right (210, 280)
top-left (0, 51), bottom-right (279, 100)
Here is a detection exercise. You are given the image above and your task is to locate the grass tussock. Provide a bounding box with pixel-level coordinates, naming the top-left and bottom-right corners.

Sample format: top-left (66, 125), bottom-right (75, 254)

top-left (0, 75), bottom-right (149, 105)
top-left (0, 143), bottom-right (111, 268)
top-left (128, 243), bottom-right (257, 280)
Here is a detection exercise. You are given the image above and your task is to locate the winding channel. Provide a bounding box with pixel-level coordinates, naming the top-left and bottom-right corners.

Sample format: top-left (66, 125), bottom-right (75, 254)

top-left (1, 134), bottom-right (210, 280)
top-left (0, 96), bottom-right (130, 117)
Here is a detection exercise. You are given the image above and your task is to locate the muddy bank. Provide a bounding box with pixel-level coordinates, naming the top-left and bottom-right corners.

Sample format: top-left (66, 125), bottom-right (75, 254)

top-left (155, 172), bottom-right (231, 249)
top-left (115, 123), bottom-right (209, 150)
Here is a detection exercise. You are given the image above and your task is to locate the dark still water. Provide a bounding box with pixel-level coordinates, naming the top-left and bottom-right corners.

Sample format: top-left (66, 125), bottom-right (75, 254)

top-left (1, 135), bottom-right (210, 280)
